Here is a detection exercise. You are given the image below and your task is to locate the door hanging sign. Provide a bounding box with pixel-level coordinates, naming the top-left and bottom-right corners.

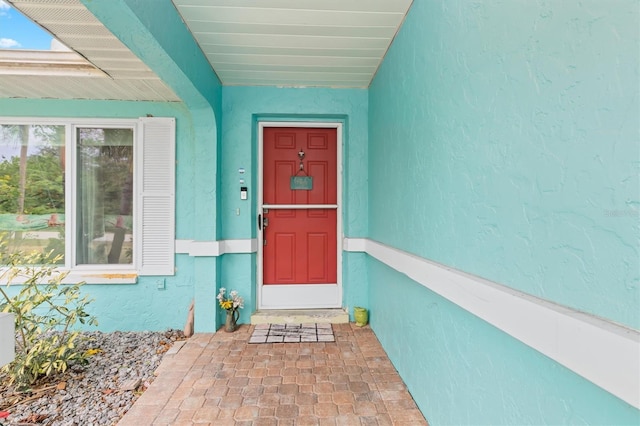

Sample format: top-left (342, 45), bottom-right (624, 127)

top-left (290, 149), bottom-right (313, 190)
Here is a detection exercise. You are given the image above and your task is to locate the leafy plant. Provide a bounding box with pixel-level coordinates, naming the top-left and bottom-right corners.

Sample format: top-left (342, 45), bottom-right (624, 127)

top-left (0, 240), bottom-right (98, 389)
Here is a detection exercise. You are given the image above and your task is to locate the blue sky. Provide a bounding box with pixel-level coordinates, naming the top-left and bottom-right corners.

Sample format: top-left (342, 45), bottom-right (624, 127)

top-left (0, 0), bottom-right (54, 49)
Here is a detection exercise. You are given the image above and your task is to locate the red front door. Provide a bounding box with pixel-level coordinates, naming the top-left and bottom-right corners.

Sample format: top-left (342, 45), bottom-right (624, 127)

top-left (260, 126), bottom-right (339, 309)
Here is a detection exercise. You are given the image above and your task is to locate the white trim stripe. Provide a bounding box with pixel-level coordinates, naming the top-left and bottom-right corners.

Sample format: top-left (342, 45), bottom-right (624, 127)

top-left (175, 239), bottom-right (257, 257)
top-left (344, 238), bottom-right (640, 409)
top-left (342, 237), bottom-right (367, 252)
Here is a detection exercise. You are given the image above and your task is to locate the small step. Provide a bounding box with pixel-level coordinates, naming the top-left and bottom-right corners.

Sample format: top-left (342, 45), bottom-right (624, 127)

top-left (251, 309), bottom-right (349, 325)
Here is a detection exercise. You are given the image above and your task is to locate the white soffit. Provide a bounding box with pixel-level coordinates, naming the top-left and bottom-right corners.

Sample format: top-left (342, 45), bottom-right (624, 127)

top-left (2, 0), bottom-right (179, 101)
top-left (172, 0), bottom-right (414, 88)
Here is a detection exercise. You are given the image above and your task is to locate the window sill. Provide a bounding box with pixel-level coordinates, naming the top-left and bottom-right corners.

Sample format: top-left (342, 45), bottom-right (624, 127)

top-left (0, 269), bottom-right (138, 285)
top-left (64, 271), bottom-right (138, 285)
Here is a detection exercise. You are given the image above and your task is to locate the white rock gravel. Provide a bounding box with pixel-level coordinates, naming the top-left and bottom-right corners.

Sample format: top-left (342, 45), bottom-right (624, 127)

top-left (0, 330), bottom-right (184, 426)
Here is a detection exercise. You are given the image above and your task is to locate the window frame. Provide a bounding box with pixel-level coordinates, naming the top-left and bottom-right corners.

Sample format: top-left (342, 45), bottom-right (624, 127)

top-left (0, 117), bottom-right (175, 284)
top-left (71, 123), bottom-right (137, 271)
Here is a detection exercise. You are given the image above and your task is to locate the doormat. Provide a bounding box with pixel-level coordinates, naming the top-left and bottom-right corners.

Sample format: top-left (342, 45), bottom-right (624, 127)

top-left (249, 323), bottom-right (334, 344)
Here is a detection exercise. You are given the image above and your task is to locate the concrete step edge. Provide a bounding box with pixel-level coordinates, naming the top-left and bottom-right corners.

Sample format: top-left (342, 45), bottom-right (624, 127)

top-left (250, 309), bottom-right (349, 325)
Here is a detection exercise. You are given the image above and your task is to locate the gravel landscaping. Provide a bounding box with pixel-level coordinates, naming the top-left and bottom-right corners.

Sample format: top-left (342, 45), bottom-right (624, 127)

top-left (0, 330), bottom-right (185, 426)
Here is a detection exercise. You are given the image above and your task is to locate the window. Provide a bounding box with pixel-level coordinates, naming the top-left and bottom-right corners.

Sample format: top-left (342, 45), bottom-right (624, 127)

top-left (0, 124), bottom-right (65, 263)
top-left (0, 117), bottom-right (175, 280)
top-left (76, 127), bottom-right (134, 266)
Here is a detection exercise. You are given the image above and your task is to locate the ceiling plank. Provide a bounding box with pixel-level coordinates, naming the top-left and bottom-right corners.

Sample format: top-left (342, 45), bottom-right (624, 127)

top-left (205, 53), bottom-right (381, 67)
top-left (222, 78), bottom-right (370, 88)
top-left (203, 46), bottom-right (384, 59)
top-left (214, 63), bottom-right (377, 74)
top-left (177, 7), bottom-right (405, 27)
top-left (217, 70), bottom-right (371, 80)
top-left (193, 33), bottom-right (389, 50)
top-left (184, 22), bottom-right (399, 38)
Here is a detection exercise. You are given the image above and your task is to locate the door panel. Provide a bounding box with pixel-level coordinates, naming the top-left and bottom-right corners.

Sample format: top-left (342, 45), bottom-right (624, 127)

top-left (272, 232), bottom-right (295, 281)
top-left (307, 233), bottom-right (329, 281)
top-left (264, 128), bottom-right (337, 205)
top-left (263, 209), bottom-right (337, 284)
top-left (274, 161), bottom-right (296, 203)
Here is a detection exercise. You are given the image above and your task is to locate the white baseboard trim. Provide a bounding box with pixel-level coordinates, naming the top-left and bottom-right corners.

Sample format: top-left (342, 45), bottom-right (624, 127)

top-left (344, 237), bottom-right (640, 409)
top-left (175, 239), bottom-right (257, 257)
top-left (342, 237), bottom-right (367, 252)
top-left (221, 239), bottom-right (259, 254)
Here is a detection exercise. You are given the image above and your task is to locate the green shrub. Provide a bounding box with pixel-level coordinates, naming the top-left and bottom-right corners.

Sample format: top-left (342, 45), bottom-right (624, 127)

top-left (0, 241), bottom-right (98, 390)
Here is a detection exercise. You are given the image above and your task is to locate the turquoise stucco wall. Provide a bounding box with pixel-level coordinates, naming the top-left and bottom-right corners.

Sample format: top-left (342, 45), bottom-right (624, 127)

top-left (220, 86), bottom-right (369, 322)
top-left (368, 0), bottom-right (639, 424)
top-left (369, 260), bottom-right (639, 425)
top-left (369, 0), bottom-right (639, 329)
top-left (0, 98), bottom-right (202, 332)
top-left (83, 0), bottom-right (223, 332)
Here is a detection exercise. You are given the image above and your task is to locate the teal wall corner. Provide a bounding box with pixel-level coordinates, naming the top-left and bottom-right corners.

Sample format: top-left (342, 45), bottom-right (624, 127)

top-left (193, 257), bottom-right (218, 333)
top-left (342, 252), bottom-right (369, 320)
top-left (219, 254), bottom-right (256, 326)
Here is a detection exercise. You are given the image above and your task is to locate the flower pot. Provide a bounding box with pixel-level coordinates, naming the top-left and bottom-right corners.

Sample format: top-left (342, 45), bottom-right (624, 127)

top-left (354, 307), bottom-right (368, 327)
top-left (224, 309), bottom-right (240, 332)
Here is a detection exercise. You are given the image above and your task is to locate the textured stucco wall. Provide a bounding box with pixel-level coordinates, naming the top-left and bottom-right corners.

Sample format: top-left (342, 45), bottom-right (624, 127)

top-left (369, 0), bottom-right (639, 327)
top-left (369, 260), bottom-right (639, 425)
top-left (368, 0), bottom-right (639, 424)
top-left (220, 86), bottom-right (369, 322)
top-left (0, 98), bottom-right (201, 332)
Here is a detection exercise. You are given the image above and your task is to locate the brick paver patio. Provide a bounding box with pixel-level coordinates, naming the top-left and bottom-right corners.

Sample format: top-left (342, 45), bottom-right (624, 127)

top-left (117, 323), bottom-right (427, 425)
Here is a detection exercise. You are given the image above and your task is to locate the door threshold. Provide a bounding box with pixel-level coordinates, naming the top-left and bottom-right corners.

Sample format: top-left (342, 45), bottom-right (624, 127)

top-left (251, 308), bottom-right (349, 325)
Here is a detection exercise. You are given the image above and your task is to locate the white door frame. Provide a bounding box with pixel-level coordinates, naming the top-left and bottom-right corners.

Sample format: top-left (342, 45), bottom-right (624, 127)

top-left (257, 121), bottom-right (343, 310)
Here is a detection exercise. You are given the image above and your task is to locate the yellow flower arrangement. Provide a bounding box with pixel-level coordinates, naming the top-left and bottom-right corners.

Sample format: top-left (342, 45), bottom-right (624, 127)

top-left (216, 287), bottom-right (244, 312)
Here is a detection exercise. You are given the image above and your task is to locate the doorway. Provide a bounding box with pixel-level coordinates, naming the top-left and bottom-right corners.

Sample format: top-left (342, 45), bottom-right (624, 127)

top-left (257, 122), bottom-right (342, 309)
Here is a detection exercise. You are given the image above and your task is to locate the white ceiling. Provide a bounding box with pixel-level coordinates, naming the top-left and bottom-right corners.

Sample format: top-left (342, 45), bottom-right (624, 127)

top-left (0, 0), bottom-right (413, 101)
top-left (172, 0), bottom-right (413, 88)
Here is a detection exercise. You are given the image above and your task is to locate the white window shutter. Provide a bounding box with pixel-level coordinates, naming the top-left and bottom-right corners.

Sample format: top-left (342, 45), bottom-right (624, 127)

top-left (136, 117), bottom-right (175, 276)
